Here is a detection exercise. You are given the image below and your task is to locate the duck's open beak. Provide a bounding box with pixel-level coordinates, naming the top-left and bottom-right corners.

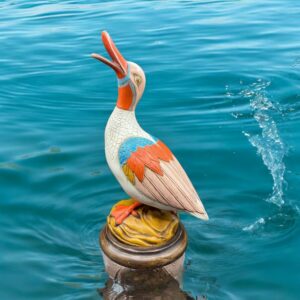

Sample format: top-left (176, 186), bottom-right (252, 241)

top-left (91, 31), bottom-right (128, 79)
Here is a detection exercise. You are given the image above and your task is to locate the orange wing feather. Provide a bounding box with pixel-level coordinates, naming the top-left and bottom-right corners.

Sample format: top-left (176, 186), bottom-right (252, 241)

top-left (122, 139), bottom-right (208, 219)
top-left (126, 142), bottom-right (171, 181)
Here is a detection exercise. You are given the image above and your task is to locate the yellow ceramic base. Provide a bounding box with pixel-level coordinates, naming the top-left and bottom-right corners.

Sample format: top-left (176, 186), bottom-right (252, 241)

top-left (107, 199), bottom-right (179, 247)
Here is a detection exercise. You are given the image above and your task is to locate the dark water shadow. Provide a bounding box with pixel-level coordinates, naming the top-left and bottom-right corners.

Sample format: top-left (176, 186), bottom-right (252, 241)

top-left (97, 268), bottom-right (202, 300)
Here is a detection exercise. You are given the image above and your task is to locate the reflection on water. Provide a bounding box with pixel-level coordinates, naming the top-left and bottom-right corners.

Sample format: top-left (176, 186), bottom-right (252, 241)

top-left (98, 268), bottom-right (196, 300)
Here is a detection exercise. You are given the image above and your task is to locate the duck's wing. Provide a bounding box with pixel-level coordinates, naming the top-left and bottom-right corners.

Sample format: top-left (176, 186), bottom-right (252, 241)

top-left (119, 137), bottom-right (208, 220)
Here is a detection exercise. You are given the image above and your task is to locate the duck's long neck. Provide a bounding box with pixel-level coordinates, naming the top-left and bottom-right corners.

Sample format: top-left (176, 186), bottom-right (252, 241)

top-left (109, 73), bottom-right (140, 130)
top-left (116, 85), bottom-right (133, 110)
top-left (108, 106), bottom-right (139, 132)
top-left (116, 70), bottom-right (137, 111)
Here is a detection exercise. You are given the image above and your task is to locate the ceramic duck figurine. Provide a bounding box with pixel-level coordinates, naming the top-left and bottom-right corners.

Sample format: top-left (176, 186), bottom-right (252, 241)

top-left (92, 31), bottom-right (208, 224)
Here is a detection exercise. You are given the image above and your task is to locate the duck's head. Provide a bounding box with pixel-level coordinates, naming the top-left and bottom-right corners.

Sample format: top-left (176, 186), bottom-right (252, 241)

top-left (92, 31), bottom-right (146, 111)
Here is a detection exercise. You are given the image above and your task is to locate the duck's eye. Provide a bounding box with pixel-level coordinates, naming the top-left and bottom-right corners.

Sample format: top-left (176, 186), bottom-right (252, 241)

top-left (133, 74), bottom-right (142, 87)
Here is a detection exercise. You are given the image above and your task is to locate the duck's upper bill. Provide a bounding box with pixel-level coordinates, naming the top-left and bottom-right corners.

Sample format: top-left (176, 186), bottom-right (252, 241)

top-left (91, 31), bottom-right (128, 79)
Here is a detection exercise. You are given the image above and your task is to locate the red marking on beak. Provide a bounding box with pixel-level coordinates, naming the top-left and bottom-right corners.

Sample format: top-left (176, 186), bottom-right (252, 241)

top-left (91, 31), bottom-right (128, 78)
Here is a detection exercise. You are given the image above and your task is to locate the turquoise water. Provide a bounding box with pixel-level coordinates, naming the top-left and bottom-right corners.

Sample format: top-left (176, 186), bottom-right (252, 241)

top-left (1, 1), bottom-right (300, 299)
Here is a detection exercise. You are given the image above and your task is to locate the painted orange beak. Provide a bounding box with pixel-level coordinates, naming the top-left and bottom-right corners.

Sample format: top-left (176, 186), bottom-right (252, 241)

top-left (91, 31), bottom-right (128, 79)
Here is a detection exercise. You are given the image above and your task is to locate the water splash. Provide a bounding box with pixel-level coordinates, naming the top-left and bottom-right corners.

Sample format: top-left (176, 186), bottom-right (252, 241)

top-left (240, 80), bottom-right (286, 206)
top-left (229, 79), bottom-right (293, 232)
top-left (243, 217), bottom-right (265, 232)
top-left (243, 205), bottom-right (299, 234)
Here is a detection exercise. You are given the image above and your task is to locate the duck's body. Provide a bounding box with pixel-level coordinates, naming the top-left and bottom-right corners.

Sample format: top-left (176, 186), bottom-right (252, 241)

top-left (105, 107), bottom-right (160, 209)
top-left (92, 32), bottom-right (208, 224)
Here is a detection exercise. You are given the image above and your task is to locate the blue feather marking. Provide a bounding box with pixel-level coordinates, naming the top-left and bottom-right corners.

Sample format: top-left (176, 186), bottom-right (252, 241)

top-left (119, 137), bottom-right (155, 165)
top-left (151, 135), bottom-right (159, 142)
top-left (117, 64), bottom-right (131, 87)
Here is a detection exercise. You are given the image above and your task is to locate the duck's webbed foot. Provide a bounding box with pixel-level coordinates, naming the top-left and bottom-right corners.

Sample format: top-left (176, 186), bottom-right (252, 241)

top-left (111, 201), bottom-right (141, 225)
